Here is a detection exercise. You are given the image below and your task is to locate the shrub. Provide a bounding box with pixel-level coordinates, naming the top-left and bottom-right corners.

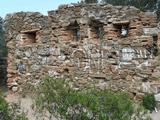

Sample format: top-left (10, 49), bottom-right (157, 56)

top-left (36, 77), bottom-right (134, 120)
top-left (0, 95), bottom-right (28, 120)
top-left (0, 96), bottom-right (11, 120)
top-left (142, 93), bottom-right (156, 111)
top-left (16, 113), bottom-right (28, 120)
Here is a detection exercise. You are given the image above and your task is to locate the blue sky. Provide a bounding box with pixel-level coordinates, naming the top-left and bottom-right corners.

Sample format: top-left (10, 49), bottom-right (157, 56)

top-left (0, 0), bottom-right (79, 18)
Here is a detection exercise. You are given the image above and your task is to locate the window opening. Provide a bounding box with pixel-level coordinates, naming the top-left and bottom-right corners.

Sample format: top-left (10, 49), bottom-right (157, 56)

top-left (89, 19), bottom-right (104, 39)
top-left (151, 35), bottom-right (158, 56)
top-left (67, 21), bottom-right (80, 41)
top-left (113, 21), bottom-right (129, 37)
top-left (95, 26), bottom-right (104, 39)
top-left (73, 28), bottom-right (80, 41)
top-left (121, 26), bottom-right (128, 37)
top-left (20, 30), bottom-right (37, 45)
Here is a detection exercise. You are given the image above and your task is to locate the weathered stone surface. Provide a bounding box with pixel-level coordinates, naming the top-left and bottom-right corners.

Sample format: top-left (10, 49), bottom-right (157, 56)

top-left (143, 27), bottom-right (160, 35)
top-left (4, 4), bottom-right (160, 95)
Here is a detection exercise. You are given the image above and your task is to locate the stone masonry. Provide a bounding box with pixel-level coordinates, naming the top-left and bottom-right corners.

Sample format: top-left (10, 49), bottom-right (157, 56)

top-left (4, 4), bottom-right (160, 98)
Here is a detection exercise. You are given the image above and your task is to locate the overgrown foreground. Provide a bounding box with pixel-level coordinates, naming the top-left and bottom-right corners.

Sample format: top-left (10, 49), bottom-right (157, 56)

top-left (0, 77), bottom-right (154, 120)
top-left (35, 77), bottom-right (152, 120)
top-left (0, 95), bottom-right (28, 120)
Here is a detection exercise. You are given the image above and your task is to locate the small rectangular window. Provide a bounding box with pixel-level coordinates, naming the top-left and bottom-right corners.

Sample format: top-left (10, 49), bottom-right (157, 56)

top-left (67, 20), bottom-right (80, 41)
top-left (152, 35), bottom-right (158, 56)
top-left (89, 19), bottom-right (104, 39)
top-left (20, 29), bottom-right (38, 45)
top-left (113, 21), bottom-right (130, 37)
top-left (95, 26), bottom-right (104, 39)
top-left (73, 28), bottom-right (80, 41)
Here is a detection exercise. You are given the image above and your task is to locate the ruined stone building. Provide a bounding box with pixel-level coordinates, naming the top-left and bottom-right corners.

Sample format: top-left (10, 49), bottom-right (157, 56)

top-left (4, 4), bottom-right (160, 97)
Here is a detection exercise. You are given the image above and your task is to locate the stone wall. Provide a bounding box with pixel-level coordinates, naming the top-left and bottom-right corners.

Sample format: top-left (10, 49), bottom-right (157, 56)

top-left (4, 4), bottom-right (160, 98)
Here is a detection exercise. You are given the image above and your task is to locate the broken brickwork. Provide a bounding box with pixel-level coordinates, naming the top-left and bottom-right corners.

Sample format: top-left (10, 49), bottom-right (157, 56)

top-left (4, 4), bottom-right (160, 98)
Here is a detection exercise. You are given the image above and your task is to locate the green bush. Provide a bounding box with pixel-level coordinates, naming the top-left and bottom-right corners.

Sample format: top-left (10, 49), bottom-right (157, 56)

top-left (36, 77), bottom-right (134, 120)
top-left (0, 95), bottom-right (28, 120)
top-left (142, 93), bottom-right (156, 111)
top-left (16, 113), bottom-right (28, 120)
top-left (0, 96), bottom-right (11, 120)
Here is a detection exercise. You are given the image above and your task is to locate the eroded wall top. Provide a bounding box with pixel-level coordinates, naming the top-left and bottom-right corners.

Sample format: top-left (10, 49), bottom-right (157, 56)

top-left (48, 4), bottom-right (157, 28)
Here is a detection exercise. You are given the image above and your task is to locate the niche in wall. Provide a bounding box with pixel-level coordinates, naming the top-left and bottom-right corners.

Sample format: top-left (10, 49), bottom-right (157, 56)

top-left (20, 29), bottom-right (38, 45)
top-left (66, 20), bottom-right (80, 41)
top-left (152, 35), bottom-right (158, 56)
top-left (89, 19), bottom-right (104, 39)
top-left (113, 20), bottom-right (130, 37)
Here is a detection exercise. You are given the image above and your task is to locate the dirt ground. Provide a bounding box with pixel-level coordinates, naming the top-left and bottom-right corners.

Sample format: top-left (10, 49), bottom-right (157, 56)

top-left (150, 111), bottom-right (160, 120)
top-left (5, 93), bottom-right (58, 120)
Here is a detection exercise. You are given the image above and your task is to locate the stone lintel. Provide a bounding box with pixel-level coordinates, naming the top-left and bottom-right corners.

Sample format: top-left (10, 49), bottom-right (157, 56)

top-left (113, 20), bottom-right (130, 25)
top-left (20, 28), bottom-right (40, 33)
top-left (90, 74), bottom-right (106, 79)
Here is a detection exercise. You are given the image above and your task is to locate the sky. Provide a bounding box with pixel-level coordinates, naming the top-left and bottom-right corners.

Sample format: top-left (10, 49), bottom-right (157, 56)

top-left (0, 0), bottom-right (79, 18)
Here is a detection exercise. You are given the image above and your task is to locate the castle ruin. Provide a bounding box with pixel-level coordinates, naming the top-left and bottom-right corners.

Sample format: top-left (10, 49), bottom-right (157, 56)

top-left (4, 4), bottom-right (160, 98)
